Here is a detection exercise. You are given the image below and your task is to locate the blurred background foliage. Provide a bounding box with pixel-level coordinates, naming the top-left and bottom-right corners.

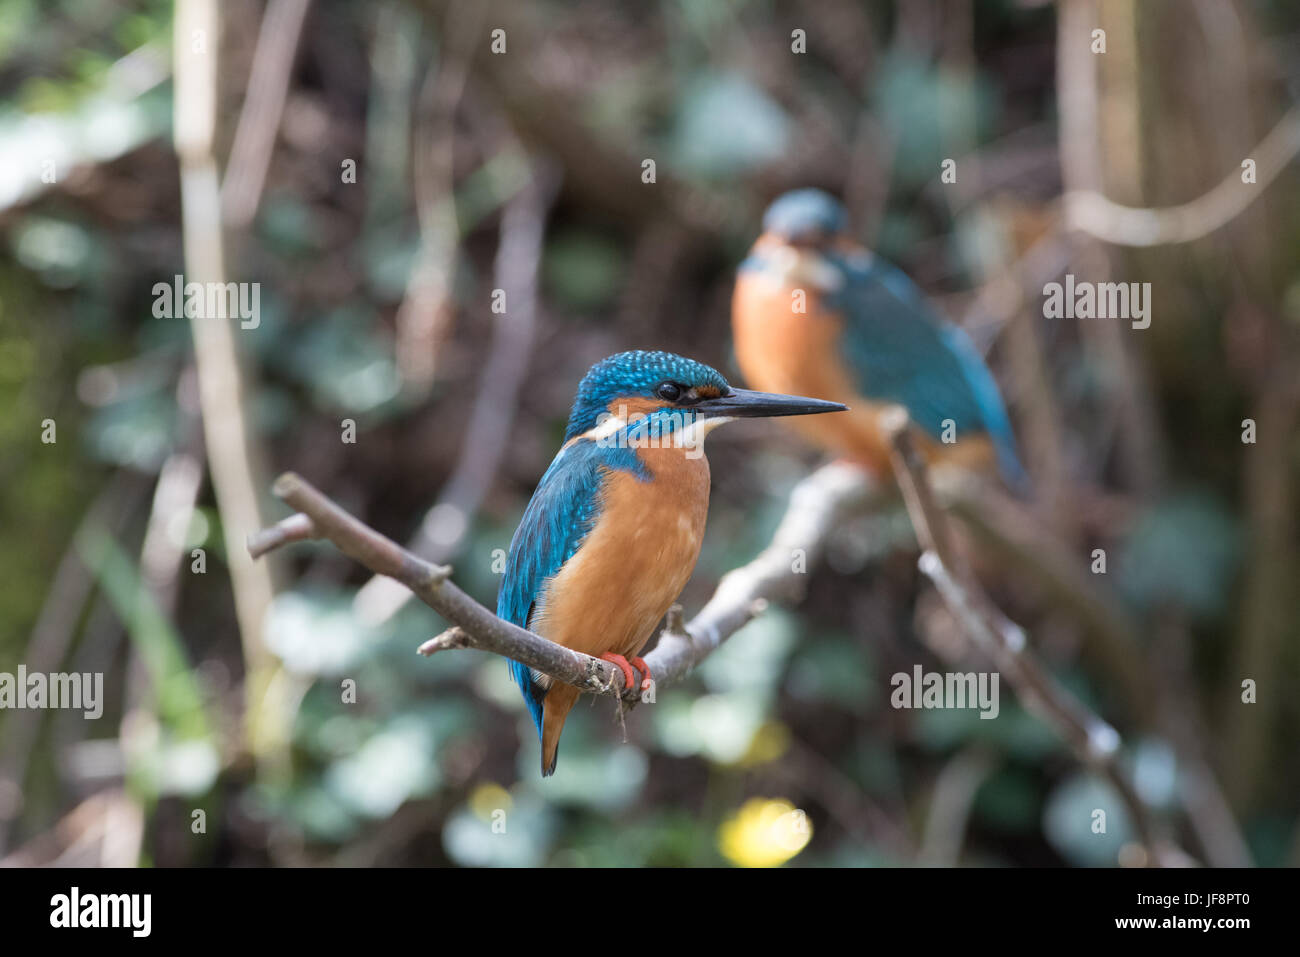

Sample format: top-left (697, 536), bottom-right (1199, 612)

top-left (1, 0), bottom-right (1298, 867)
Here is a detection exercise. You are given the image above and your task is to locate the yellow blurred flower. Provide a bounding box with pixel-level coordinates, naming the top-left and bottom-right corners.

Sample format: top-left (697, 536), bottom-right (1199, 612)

top-left (468, 782), bottom-right (512, 821)
top-left (717, 797), bottom-right (813, 867)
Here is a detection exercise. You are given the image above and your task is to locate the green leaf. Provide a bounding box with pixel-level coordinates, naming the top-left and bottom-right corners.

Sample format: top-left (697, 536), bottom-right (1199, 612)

top-left (543, 229), bottom-right (626, 311)
top-left (787, 635), bottom-right (875, 714)
top-left (264, 589), bottom-right (382, 677)
top-left (1117, 491), bottom-right (1241, 619)
top-left (872, 52), bottom-right (998, 189)
top-left (83, 391), bottom-right (176, 470)
top-left (697, 608), bottom-right (798, 696)
top-left (272, 306), bottom-right (401, 414)
top-left (653, 690), bottom-right (767, 764)
top-left (668, 72), bottom-right (792, 178)
top-left (324, 715), bottom-right (440, 818)
top-left (913, 699), bottom-right (1060, 760)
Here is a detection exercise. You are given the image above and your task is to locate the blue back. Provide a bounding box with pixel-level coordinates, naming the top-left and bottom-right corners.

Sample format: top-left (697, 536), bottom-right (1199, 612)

top-left (826, 250), bottom-right (1027, 488)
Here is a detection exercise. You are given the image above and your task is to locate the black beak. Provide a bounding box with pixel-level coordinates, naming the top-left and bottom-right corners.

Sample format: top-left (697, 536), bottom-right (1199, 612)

top-left (697, 388), bottom-right (847, 419)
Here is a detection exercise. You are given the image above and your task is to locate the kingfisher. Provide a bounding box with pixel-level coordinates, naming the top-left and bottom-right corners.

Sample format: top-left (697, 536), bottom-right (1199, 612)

top-left (498, 350), bottom-right (845, 775)
top-left (732, 188), bottom-right (1026, 488)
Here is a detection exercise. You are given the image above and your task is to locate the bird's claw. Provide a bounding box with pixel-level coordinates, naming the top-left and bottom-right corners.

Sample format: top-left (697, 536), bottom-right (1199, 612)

top-left (600, 653), bottom-right (652, 695)
top-left (628, 656), bottom-right (653, 693)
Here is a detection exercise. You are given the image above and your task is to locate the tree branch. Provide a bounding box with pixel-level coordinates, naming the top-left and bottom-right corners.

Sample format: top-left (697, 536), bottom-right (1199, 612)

top-left (1063, 105), bottom-right (1300, 247)
top-left (882, 414), bottom-right (1182, 866)
top-left (220, 0), bottom-right (312, 230)
top-left (174, 0), bottom-right (281, 755)
top-left (250, 462), bottom-right (877, 700)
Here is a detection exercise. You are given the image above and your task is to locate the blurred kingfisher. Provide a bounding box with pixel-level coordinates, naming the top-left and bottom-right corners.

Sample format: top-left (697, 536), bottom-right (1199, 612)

top-left (498, 350), bottom-right (844, 775)
top-left (732, 188), bottom-right (1026, 489)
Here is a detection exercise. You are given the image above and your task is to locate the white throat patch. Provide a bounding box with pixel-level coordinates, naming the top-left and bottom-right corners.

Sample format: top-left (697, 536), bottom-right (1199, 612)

top-left (673, 415), bottom-right (732, 449)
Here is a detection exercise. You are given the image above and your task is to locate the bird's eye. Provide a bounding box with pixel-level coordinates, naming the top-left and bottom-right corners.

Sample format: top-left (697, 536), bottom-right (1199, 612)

top-left (656, 381), bottom-right (683, 402)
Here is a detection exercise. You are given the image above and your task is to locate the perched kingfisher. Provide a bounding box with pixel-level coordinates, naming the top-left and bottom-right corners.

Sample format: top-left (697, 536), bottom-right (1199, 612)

top-left (498, 350), bottom-right (845, 775)
top-left (732, 188), bottom-right (1026, 488)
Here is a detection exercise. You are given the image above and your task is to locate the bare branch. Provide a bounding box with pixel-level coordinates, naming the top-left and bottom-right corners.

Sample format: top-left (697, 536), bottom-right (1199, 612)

top-left (264, 473), bottom-right (624, 694)
top-left (882, 416), bottom-right (1179, 866)
top-left (252, 462), bottom-right (877, 702)
top-left (220, 0), bottom-right (312, 229)
top-left (417, 626), bottom-right (469, 656)
top-left (1063, 105), bottom-right (1300, 247)
top-left (247, 512), bottom-right (318, 559)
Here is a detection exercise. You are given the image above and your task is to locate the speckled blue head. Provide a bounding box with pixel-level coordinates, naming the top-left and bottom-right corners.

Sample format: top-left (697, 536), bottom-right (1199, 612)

top-left (762, 188), bottom-right (849, 243)
top-left (564, 351), bottom-right (731, 441)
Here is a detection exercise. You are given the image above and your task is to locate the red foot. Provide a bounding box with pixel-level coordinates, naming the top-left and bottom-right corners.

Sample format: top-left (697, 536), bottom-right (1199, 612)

top-left (600, 653), bottom-right (637, 691)
top-left (628, 656), bottom-right (653, 693)
top-left (600, 653), bottom-right (653, 694)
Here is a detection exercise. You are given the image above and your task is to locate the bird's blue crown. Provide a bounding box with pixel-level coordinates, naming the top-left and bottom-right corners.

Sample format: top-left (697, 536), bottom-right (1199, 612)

top-left (564, 350), bottom-right (731, 441)
top-left (762, 188), bottom-right (848, 241)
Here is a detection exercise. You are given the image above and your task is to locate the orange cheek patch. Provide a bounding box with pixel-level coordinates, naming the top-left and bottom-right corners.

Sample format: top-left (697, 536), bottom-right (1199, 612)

top-left (607, 396), bottom-right (661, 420)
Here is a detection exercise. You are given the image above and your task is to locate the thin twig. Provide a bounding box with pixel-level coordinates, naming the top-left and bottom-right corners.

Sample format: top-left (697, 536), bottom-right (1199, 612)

top-left (247, 512), bottom-right (318, 559)
top-left (220, 0), bottom-right (313, 229)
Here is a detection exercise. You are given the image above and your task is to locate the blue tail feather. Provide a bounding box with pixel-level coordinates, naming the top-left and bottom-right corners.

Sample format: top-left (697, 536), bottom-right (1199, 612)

top-left (509, 658), bottom-right (546, 741)
top-left (938, 322), bottom-right (1030, 494)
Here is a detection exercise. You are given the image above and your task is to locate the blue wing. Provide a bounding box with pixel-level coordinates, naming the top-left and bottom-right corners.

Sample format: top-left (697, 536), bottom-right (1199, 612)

top-left (827, 251), bottom-right (1027, 488)
top-left (497, 438), bottom-right (646, 739)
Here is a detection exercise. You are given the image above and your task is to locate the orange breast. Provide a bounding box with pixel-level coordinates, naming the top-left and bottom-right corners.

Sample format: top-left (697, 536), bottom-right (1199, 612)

top-left (532, 437), bottom-right (714, 772)
top-left (533, 445), bottom-right (710, 662)
top-left (733, 269), bottom-right (895, 470)
top-left (732, 269), bottom-right (999, 476)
